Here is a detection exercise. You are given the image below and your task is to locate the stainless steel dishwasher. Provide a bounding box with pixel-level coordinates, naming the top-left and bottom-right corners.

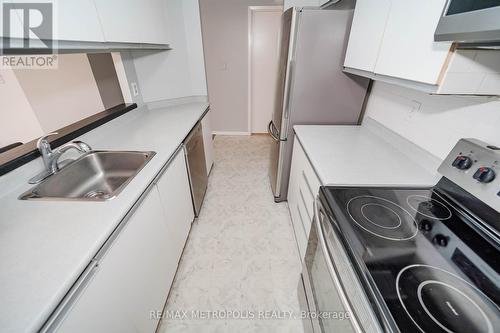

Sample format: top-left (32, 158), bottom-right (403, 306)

top-left (183, 121), bottom-right (208, 216)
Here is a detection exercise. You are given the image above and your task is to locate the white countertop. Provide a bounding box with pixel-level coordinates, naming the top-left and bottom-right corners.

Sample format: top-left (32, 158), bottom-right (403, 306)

top-left (294, 118), bottom-right (442, 187)
top-left (0, 100), bottom-right (209, 333)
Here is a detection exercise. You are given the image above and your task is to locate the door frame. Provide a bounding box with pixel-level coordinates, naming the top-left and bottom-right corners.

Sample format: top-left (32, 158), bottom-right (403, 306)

top-left (247, 5), bottom-right (283, 134)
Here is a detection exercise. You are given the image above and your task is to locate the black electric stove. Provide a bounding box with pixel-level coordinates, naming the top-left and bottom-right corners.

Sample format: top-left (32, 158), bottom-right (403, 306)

top-left (316, 139), bottom-right (500, 333)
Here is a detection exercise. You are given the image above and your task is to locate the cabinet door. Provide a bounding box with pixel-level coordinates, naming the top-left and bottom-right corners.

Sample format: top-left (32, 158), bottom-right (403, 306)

top-left (343, 0), bottom-right (391, 72)
top-left (201, 110), bottom-right (214, 175)
top-left (93, 0), bottom-right (168, 44)
top-left (0, 1), bottom-right (23, 39)
top-left (5, 0), bottom-right (104, 42)
top-left (56, 189), bottom-right (177, 333)
top-left (156, 149), bottom-right (194, 263)
top-left (55, 0), bottom-right (104, 42)
top-left (373, 0), bottom-right (452, 84)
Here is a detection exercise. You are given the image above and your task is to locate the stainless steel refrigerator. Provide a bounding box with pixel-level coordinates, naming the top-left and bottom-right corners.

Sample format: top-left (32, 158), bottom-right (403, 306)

top-left (268, 3), bottom-right (370, 202)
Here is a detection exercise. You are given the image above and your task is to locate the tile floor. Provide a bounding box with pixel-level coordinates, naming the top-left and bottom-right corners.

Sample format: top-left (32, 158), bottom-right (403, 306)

top-left (158, 135), bottom-right (305, 332)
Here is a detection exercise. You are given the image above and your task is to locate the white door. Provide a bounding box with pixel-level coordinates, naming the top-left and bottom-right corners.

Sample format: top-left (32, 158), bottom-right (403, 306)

top-left (249, 7), bottom-right (282, 134)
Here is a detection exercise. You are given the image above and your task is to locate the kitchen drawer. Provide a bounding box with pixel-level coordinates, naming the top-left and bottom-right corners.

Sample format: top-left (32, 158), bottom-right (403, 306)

top-left (294, 203), bottom-right (309, 259)
top-left (298, 186), bottom-right (313, 237)
top-left (301, 152), bottom-right (322, 201)
top-left (288, 139), bottom-right (323, 259)
top-left (298, 153), bottom-right (322, 227)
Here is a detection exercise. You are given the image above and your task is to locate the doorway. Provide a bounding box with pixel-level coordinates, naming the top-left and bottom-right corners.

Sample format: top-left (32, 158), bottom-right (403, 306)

top-left (248, 6), bottom-right (282, 134)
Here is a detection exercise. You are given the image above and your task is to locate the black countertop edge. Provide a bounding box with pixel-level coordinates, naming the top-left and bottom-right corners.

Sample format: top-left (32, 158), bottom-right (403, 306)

top-left (0, 103), bottom-right (138, 177)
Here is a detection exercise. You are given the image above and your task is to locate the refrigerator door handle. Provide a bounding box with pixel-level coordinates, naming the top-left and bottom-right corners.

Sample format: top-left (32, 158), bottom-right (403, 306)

top-left (268, 121), bottom-right (280, 143)
top-left (283, 59), bottom-right (295, 121)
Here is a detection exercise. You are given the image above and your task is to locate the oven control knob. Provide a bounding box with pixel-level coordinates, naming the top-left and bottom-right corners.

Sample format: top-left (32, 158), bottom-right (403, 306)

top-left (473, 167), bottom-right (496, 183)
top-left (452, 156), bottom-right (473, 170)
top-left (419, 220), bottom-right (433, 232)
top-left (433, 234), bottom-right (448, 247)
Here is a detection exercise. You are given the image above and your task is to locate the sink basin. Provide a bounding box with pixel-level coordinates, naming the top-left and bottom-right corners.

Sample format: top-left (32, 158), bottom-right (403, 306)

top-left (19, 151), bottom-right (156, 201)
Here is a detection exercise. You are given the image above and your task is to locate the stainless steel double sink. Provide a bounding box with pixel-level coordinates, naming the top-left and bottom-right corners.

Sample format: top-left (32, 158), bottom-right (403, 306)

top-left (20, 151), bottom-right (156, 201)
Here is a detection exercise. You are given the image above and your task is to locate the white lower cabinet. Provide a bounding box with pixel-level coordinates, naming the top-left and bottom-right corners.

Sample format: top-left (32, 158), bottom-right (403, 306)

top-left (287, 139), bottom-right (321, 260)
top-left (155, 148), bottom-right (195, 262)
top-left (53, 149), bottom-right (193, 333)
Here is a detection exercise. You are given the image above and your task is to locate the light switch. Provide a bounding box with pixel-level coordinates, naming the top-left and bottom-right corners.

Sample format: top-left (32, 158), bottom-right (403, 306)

top-left (131, 82), bottom-right (139, 97)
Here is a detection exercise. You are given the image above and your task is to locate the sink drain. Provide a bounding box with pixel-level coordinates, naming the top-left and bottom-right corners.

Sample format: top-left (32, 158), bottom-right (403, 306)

top-left (84, 190), bottom-right (110, 199)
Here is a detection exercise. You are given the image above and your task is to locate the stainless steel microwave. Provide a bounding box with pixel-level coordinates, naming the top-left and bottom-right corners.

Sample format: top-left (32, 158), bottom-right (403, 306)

top-left (435, 0), bottom-right (500, 44)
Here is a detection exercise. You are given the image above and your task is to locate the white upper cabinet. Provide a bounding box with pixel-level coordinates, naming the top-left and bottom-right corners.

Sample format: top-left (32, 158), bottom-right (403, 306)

top-left (3, 0), bottom-right (169, 45)
top-left (54, 0), bottom-right (105, 42)
top-left (93, 0), bottom-right (169, 44)
top-left (3, 0), bottom-right (104, 42)
top-left (343, 0), bottom-right (390, 72)
top-left (373, 0), bottom-right (452, 84)
top-left (343, 0), bottom-right (500, 95)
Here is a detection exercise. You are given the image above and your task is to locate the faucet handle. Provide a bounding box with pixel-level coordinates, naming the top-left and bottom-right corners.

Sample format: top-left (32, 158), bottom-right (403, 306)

top-left (36, 132), bottom-right (58, 152)
top-left (73, 141), bottom-right (92, 152)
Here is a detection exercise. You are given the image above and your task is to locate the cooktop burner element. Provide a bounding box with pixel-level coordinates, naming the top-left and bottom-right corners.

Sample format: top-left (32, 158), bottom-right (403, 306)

top-left (396, 265), bottom-right (499, 333)
top-left (347, 195), bottom-right (418, 241)
top-left (407, 195), bottom-right (452, 220)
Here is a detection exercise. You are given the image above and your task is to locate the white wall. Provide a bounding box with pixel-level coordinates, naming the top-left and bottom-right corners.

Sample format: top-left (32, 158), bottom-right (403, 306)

top-left (364, 82), bottom-right (500, 160)
top-left (132, 0), bottom-right (207, 103)
top-left (0, 69), bottom-right (43, 147)
top-left (199, 0), bottom-right (282, 133)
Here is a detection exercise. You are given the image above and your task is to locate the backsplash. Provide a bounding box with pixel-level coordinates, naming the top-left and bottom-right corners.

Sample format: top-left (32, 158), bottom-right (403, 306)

top-left (0, 54), bottom-right (105, 148)
top-left (363, 81), bottom-right (500, 160)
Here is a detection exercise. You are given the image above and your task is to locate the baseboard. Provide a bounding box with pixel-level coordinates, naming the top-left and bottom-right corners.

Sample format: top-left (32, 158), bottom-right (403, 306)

top-left (212, 131), bottom-right (251, 136)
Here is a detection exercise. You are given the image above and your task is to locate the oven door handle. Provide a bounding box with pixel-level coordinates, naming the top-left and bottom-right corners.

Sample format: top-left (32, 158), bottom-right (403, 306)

top-left (314, 198), bottom-right (364, 333)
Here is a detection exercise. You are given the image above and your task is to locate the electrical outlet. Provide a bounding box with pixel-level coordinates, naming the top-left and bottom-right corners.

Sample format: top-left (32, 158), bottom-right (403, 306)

top-left (131, 82), bottom-right (139, 97)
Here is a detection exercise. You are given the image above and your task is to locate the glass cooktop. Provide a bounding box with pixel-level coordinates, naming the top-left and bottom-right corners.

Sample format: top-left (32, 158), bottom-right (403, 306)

top-left (321, 186), bottom-right (500, 333)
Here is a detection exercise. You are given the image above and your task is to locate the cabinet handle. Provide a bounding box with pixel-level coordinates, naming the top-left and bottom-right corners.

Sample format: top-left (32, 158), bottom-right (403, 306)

top-left (301, 170), bottom-right (314, 198)
top-left (39, 260), bottom-right (99, 333)
top-left (299, 188), bottom-right (312, 221)
top-left (152, 145), bottom-right (183, 185)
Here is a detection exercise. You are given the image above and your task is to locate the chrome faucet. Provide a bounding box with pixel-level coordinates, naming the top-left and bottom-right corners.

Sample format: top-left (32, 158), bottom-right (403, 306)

top-left (30, 132), bottom-right (92, 184)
